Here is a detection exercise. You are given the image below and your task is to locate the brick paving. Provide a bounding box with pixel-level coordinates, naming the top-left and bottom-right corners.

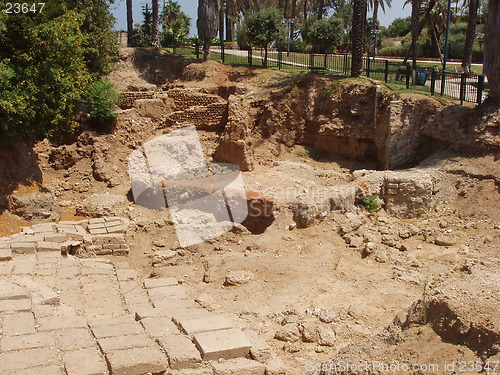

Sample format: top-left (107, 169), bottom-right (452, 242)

top-left (0, 217), bottom-right (288, 374)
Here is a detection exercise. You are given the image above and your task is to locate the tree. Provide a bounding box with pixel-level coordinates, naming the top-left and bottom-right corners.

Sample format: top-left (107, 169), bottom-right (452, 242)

top-left (152, 0), bottom-right (161, 47)
top-left (368, 0), bottom-right (391, 56)
top-left (245, 7), bottom-right (286, 67)
top-left (303, 17), bottom-right (343, 53)
top-left (462, 0), bottom-right (479, 69)
top-left (127, 0), bottom-right (134, 46)
top-left (198, 0), bottom-right (221, 61)
top-left (0, 0), bottom-right (118, 144)
top-left (161, 1), bottom-right (191, 47)
top-left (485, 0), bottom-right (499, 98)
top-left (387, 17), bottom-right (411, 37)
top-left (351, 0), bottom-right (367, 76)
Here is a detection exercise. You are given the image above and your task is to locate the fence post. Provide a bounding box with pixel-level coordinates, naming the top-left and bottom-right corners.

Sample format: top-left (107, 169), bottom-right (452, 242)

top-left (459, 73), bottom-right (466, 104)
top-left (309, 53), bottom-right (314, 70)
top-left (406, 63), bottom-right (411, 89)
top-left (366, 57), bottom-right (371, 78)
top-left (440, 71), bottom-right (446, 96)
top-left (430, 70), bottom-right (436, 96)
top-left (221, 40), bottom-right (225, 63)
top-left (278, 50), bottom-right (282, 70)
top-left (248, 48), bottom-right (252, 66)
top-left (477, 75), bottom-right (484, 105)
top-left (384, 60), bottom-right (389, 82)
top-left (195, 40), bottom-right (200, 60)
top-left (344, 53), bottom-right (348, 75)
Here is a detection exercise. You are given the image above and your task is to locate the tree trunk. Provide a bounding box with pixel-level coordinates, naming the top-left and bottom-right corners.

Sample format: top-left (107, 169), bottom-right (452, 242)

top-left (486, 0), bottom-right (500, 98)
top-left (219, 2), bottom-right (225, 51)
top-left (410, 0), bottom-right (420, 70)
top-left (225, 12), bottom-right (233, 41)
top-left (351, 0), bottom-right (366, 77)
top-left (284, 0), bottom-right (289, 18)
top-left (303, 0), bottom-right (307, 19)
top-left (371, 1), bottom-right (379, 57)
top-left (290, 0), bottom-right (297, 42)
top-left (462, 0), bottom-right (479, 69)
top-left (264, 46), bottom-right (268, 68)
top-left (203, 38), bottom-right (211, 61)
top-left (317, 0), bottom-right (325, 19)
top-left (152, 0), bottom-right (160, 47)
top-left (126, 0), bottom-right (133, 46)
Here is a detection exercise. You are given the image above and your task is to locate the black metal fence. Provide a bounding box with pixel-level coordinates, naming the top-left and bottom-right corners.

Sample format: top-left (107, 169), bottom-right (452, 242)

top-left (177, 44), bottom-right (487, 105)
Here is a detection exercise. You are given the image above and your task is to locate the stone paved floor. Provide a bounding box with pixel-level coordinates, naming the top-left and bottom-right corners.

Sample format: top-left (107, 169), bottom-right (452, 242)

top-left (0, 220), bottom-right (287, 375)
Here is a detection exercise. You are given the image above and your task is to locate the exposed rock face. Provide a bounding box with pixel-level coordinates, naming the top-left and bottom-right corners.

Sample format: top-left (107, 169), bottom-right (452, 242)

top-left (214, 96), bottom-right (254, 171)
top-left (7, 191), bottom-right (61, 221)
top-left (76, 194), bottom-right (127, 218)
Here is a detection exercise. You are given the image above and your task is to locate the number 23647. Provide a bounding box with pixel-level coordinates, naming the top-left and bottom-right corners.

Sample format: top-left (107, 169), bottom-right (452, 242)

top-left (5, 3), bottom-right (45, 14)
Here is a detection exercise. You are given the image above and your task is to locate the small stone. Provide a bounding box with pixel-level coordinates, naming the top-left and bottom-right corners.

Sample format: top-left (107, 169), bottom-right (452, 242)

top-left (225, 270), bottom-right (254, 286)
top-left (318, 326), bottom-right (336, 347)
top-left (435, 233), bottom-right (457, 246)
top-left (274, 323), bottom-right (301, 342)
top-left (300, 320), bottom-right (320, 343)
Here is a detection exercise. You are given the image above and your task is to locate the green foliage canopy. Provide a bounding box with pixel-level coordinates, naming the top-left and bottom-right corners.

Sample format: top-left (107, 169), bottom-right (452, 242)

top-left (244, 8), bottom-right (286, 50)
top-left (0, 1), bottom-right (117, 144)
top-left (303, 17), bottom-right (343, 53)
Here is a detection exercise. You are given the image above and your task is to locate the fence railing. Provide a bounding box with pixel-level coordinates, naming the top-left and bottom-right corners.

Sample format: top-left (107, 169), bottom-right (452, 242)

top-left (175, 44), bottom-right (487, 105)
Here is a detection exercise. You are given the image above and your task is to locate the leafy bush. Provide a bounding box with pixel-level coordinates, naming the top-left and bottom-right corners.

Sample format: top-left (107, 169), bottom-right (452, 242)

top-left (303, 17), bottom-right (343, 53)
top-left (362, 196), bottom-right (380, 213)
top-left (85, 79), bottom-right (121, 131)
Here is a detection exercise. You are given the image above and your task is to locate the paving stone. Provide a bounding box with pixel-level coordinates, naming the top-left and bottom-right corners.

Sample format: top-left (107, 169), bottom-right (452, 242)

top-left (32, 286), bottom-right (60, 305)
top-left (10, 243), bottom-right (36, 254)
top-left (12, 258), bottom-right (37, 274)
top-left (63, 347), bottom-right (108, 375)
top-left (2, 312), bottom-right (35, 335)
top-left (116, 269), bottom-right (138, 282)
top-left (81, 266), bottom-right (115, 276)
top-left (97, 333), bottom-right (155, 353)
top-left (143, 278), bottom-right (178, 289)
top-left (105, 346), bottom-right (168, 375)
top-left (244, 330), bottom-right (273, 362)
top-left (0, 263), bottom-right (13, 275)
top-left (88, 223), bottom-right (107, 230)
top-left (0, 248), bottom-right (12, 261)
top-left (37, 241), bottom-right (63, 252)
top-left (157, 334), bottom-right (203, 370)
top-left (91, 323), bottom-right (143, 339)
top-left (17, 235), bottom-right (45, 243)
top-left (58, 267), bottom-right (79, 279)
top-left (53, 328), bottom-right (96, 351)
top-left (147, 285), bottom-right (187, 298)
top-left (177, 315), bottom-right (234, 336)
top-left (43, 233), bottom-right (69, 242)
top-left (169, 368), bottom-right (214, 375)
top-left (37, 314), bottom-right (87, 331)
top-left (107, 225), bottom-right (127, 234)
top-left (211, 358), bottom-right (266, 375)
top-left (89, 315), bottom-right (137, 327)
top-left (6, 364), bottom-right (65, 375)
top-left (265, 355), bottom-right (288, 375)
top-left (0, 280), bottom-right (31, 300)
top-left (194, 328), bottom-right (252, 361)
top-left (0, 298), bottom-right (32, 313)
top-left (1, 332), bottom-right (56, 351)
top-left (90, 228), bottom-right (108, 235)
top-left (0, 347), bottom-right (59, 372)
top-left (89, 218), bottom-right (106, 224)
top-left (140, 317), bottom-right (180, 338)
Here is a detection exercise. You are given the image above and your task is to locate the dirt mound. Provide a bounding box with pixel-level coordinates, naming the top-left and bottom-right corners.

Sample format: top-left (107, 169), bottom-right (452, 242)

top-left (108, 48), bottom-right (187, 91)
top-left (182, 60), bottom-right (257, 87)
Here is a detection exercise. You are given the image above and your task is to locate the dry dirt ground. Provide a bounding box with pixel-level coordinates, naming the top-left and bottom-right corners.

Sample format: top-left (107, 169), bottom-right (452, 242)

top-left (0, 48), bottom-right (499, 375)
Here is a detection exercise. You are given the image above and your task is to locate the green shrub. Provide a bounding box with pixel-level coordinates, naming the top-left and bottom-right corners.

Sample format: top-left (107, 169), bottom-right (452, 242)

top-left (296, 149), bottom-right (310, 157)
top-left (362, 196), bottom-right (380, 213)
top-left (86, 79), bottom-right (121, 131)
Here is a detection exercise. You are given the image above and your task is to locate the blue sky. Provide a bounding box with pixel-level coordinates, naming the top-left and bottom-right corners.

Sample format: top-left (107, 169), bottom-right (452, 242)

top-left (110, 0), bottom-right (411, 35)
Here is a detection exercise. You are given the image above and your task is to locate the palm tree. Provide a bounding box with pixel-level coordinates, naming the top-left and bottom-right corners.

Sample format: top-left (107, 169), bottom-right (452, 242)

top-left (127, 0), bottom-right (133, 46)
top-left (152, 0), bottom-right (160, 47)
top-left (462, 0), bottom-right (479, 70)
top-left (351, 0), bottom-right (367, 77)
top-left (368, 0), bottom-right (392, 57)
top-left (198, 0), bottom-right (221, 61)
top-left (486, 0), bottom-right (499, 98)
